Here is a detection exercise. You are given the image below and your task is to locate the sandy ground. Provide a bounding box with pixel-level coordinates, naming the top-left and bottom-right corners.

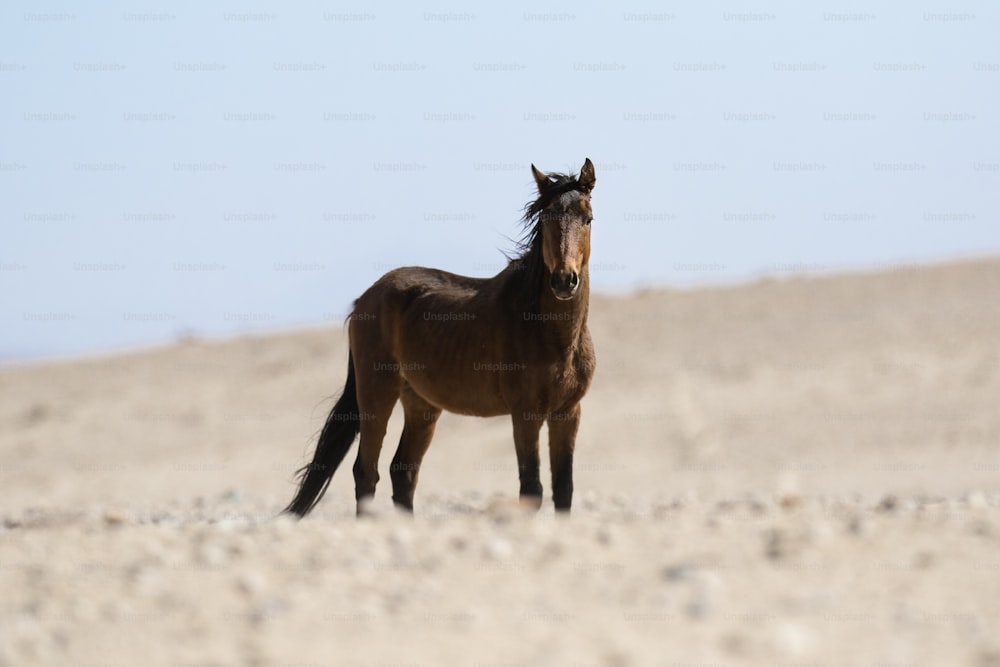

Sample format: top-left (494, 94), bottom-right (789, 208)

top-left (2, 257), bottom-right (1000, 666)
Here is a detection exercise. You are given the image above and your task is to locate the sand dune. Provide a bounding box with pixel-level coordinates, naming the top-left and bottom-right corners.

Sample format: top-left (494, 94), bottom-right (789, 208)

top-left (2, 258), bottom-right (999, 666)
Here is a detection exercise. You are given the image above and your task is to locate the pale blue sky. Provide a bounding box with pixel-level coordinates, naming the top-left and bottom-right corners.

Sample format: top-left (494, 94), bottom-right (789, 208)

top-left (2, 1), bottom-right (998, 360)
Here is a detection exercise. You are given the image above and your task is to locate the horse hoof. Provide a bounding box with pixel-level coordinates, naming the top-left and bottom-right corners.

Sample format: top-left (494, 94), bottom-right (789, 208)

top-left (518, 494), bottom-right (543, 512)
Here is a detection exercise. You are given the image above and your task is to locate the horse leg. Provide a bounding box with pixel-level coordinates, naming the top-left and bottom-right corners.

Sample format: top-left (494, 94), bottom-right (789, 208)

top-left (511, 412), bottom-right (544, 510)
top-left (390, 384), bottom-right (441, 512)
top-left (548, 404), bottom-right (580, 512)
top-left (351, 368), bottom-right (400, 515)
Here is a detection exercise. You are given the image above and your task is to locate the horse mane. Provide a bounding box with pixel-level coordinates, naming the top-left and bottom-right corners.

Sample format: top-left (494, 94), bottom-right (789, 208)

top-left (509, 170), bottom-right (583, 309)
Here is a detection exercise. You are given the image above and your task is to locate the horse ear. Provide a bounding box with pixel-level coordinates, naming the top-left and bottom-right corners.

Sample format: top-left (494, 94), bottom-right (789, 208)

top-left (531, 164), bottom-right (554, 193)
top-left (578, 157), bottom-right (596, 192)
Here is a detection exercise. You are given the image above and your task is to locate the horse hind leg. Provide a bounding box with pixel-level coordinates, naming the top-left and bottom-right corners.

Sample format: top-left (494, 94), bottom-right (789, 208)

top-left (390, 384), bottom-right (441, 512)
top-left (351, 366), bottom-right (400, 516)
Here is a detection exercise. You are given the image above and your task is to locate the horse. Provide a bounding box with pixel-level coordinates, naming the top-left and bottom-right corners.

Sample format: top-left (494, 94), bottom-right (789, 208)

top-left (284, 158), bottom-right (597, 517)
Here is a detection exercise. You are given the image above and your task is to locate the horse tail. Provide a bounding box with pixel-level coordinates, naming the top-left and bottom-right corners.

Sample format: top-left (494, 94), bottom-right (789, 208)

top-left (284, 350), bottom-right (361, 517)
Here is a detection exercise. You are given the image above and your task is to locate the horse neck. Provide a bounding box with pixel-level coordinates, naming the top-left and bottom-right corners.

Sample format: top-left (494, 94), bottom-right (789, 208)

top-left (537, 265), bottom-right (590, 349)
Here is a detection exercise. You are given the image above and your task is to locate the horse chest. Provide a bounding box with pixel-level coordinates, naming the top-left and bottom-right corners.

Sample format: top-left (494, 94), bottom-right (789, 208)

top-left (543, 351), bottom-right (594, 409)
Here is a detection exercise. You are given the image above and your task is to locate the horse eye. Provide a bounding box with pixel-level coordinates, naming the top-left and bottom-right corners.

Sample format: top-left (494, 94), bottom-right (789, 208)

top-left (584, 216), bottom-right (593, 226)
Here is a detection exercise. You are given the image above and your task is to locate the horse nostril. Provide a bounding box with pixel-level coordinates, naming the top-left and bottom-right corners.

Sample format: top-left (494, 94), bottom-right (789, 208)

top-left (550, 271), bottom-right (579, 296)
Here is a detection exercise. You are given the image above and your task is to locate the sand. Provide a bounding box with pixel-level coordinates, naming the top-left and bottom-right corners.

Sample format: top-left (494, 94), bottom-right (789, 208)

top-left (2, 257), bottom-right (999, 666)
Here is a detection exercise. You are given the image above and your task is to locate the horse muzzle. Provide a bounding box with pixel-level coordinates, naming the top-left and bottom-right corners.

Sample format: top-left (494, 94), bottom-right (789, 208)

top-left (550, 270), bottom-right (580, 301)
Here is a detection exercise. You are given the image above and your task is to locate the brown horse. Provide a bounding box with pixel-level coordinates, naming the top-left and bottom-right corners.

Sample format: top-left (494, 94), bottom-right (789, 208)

top-left (285, 158), bottom-right (597, 517)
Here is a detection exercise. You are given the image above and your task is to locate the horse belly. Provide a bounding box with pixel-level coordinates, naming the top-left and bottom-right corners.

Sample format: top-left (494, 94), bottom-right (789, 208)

top-left (400, 362), bottom-right (509, 417)
top-left (389, 288), bottom-right (511, 416)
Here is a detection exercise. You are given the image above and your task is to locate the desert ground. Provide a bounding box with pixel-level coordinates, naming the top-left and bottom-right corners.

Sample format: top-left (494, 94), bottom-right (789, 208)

top-left (2, 257), bottom-right (1000, 667)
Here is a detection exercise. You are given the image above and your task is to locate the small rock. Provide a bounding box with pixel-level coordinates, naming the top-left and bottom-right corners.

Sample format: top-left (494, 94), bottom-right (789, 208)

top-left (968, 491), bottom-right (989, 510)
top-left (102, 509), bottom-right (128, 527)
top-left (236, 570), bottom-right (267, 598)
top-left (686, 571), bottom-right (722, 619)
top-left (721, 632), bottom-right (749, 655)
top-left (779, 493), bottom-right (803, 511)
top-left (220, 488), bottom-right (241, 503)
top-left (773, 621), bottom-right (815, 656)
top-left (661, 563), bottom-right (696, 582)
top-left (876, 495), bottom-right (899, 513)
top-left (484, 538), bottom-right (512, 561)
top-left (20, 403), bottom-right (50, 426)
top-left (745, 493), bottom-right (769, 515)
top-left (541, 538), bottom-right (565, 558)
top-left (764, 528), bottom-right (787, 560)
top-left (971, 519), bottom-right (993, 537)
top-left (196, 543), bottom-right (227, 567)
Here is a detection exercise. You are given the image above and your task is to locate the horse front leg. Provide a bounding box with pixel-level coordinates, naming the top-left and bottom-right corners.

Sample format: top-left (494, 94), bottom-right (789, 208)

top-left (547, 404), bottom-right (580, 512)
top-left (511, 411), bottom-right (544, 510)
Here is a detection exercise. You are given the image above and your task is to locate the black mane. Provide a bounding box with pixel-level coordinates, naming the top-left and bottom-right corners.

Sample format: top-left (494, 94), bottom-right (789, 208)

top-left (509, 171), bottom-right (583, 309)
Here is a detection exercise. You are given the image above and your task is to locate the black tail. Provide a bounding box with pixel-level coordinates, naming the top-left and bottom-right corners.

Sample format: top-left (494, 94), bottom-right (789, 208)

top-left (284, 351), bottom-right (361, 517)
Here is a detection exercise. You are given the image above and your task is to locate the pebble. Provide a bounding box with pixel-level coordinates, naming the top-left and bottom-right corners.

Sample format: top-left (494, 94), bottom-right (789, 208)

top-left (764, 528), bottom-right (788, 560)
top-left (235, 570), bottom-right (267, 598)
top-left (661, 562), bottom-right (697, 582)
top-left (779, 493), bottom-right (803, 511)
top-left (685, 571), bottom-right (722, 619)
top-left (876, 495), bottom-right (899, 513)
top-left (196, 542), bottom-right (228, 567)
top-left (967, 491), bottom-right (989, 510)
top-left (484, 538), bottom-right (512, 561)
top-left (102, 509), bottom-right (128, 527)
top-left (774, 621), bottom-right (815, 656)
